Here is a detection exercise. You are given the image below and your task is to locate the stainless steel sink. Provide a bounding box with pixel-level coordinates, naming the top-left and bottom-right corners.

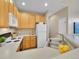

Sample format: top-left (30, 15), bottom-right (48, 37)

top-left (13, 40), bottom-right (20, 42)
top-left (6, 41), bottom-right (12, 43)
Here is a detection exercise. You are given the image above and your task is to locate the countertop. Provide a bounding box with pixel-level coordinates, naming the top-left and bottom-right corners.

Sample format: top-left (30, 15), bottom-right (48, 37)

top-left (0, 47), bottom-right (60, 59)
top-left (51, 48), bottom-right (79, 59)
top-left (64, 34), bottom-right (79, 48)
top-left (0, 35), bottom-right (60, 59)
top-left (0, 35), bottom-right (24, 59)
top-left (1, 34), bottom-right (79, 59)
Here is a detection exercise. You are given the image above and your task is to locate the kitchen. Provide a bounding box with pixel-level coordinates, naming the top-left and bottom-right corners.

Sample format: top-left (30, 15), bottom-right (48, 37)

top-left (0, 0), bottom-right (47, 51)
top-left (0, 0), bottom-right (79, 59)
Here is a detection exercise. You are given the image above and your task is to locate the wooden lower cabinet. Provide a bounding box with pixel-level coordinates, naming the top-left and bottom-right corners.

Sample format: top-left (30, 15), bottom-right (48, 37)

top-left (17, 36), bottom-right (36, 52)
top-left (30, 36), bottom-right (36, 48)
top-left (22, 36), bottom-right (31, 50)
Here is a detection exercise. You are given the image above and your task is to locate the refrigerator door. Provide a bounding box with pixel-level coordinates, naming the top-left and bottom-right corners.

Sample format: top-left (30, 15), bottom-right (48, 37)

top-left (36, 23), bottom-right (47, 48)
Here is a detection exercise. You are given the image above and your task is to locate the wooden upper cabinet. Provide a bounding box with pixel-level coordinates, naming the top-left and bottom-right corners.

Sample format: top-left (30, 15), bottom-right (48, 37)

top-left (13, 4), bottom-right (17, 17)
top-left (17, 11), bottom-right (21, 21)
top-left (8, 0), bottom-right (17, 17)
top-left (28, 14), bottom-right (36, 28)
top-left (8, 2), bottom-right (14, 13)
top-left (36, 15), bottom-right (45, 23)
top-left (18, 13), bottom-right (35, 29)
top-left (18, 13), bottom-right (29, 28)
top-left (0, 0), bottom-right (9, 28)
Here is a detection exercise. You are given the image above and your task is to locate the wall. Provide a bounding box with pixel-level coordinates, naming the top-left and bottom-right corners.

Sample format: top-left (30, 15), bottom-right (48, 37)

top-left (68, 0), bottom-right (79, 34)
top-left (46, 0), bottom-right (79, 38)
top-left (0, 28), bottom-right (35, 36)
top-left (68, 18), bottom-right (79, 34)
top-left (16, 29), bottom-right (35, 36)
top-left (47, 7), bottom-right (68, 38)
top-left (0, 28), bottom-right (15, 35)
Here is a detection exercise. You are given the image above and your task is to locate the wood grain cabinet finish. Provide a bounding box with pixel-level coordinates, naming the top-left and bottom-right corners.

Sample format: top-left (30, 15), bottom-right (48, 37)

top-left (19, 36), bottom-right (37, 51)
top-left (18, 13), bottom-right (36, 29)
top-left (18, 13), bottom-right (29, 28)
top-left (0, 0), bottom-right (9, 28)
top-left (28, 14), bottom-right (36, 28)
top-left (36, 15), bottom-right (45, 23)
top-left (8, 2), bottom-right (14, 13)
top-left (0, 0), bottom-right (45, 28)
top-left (8, 1), bottom-right (17, 16)
top-left (30, 36), bottom-right (36, 48)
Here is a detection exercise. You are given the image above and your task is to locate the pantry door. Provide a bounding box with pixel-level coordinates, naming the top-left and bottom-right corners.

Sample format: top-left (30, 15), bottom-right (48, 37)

top-left (58, 17), bottom-right (67, 34)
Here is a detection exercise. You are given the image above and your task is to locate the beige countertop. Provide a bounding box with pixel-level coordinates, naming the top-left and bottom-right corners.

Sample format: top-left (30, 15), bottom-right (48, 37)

top-left (0, 35), bottom-right (60, 59)
top-left (64, 34), bottom-right (79, 48)
top-left (51, 48), bottom-right (79, 59)
top-left (0, 47), bottom-right (60, 59)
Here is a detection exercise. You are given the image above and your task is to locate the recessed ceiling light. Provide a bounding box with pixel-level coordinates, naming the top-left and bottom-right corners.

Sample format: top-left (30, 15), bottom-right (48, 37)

top-left (44, 3), bottom-right (48, 7)
top-left (22, 2), bottom-right (26, 6)
top-left (10, 0), bottom-right (13, 4)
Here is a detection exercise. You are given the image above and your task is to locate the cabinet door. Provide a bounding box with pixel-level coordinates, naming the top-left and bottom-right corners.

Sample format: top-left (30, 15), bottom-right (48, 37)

top-left (18, 13), bottom-right (29, 28)
top-left (13, 5), bottom-right (17, 17)
top-left (30, 36), bottom-right (36, 48)
top-left (8, 2), bottom-right (14, 13)
top-left (0, 0), bottom-right (4, 27)
top-left (36, 15), bottom-right (45, 23)
top-left (29, 14), bottom-right (36, 28)
top-left (17, 12), bottom-right (22, 28)
top-left (0, 0), bottom-right (8, 28)
top-left (22, 36), bottom-right (31, 50)
top-left (5, 1), bottom-right (9, 26)
top-left (17, 11), bottom-right (21, 27)
top-left (17, 11), bottom-right (21, 20)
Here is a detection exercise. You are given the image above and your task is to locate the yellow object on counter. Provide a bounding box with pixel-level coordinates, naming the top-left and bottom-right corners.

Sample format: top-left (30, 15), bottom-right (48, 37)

top-left (11, 32), bottom-right (17, 39)
top-left (12, 34), bottom-right (16, 39)
top-left (59, 44), bottom-right (71, 54)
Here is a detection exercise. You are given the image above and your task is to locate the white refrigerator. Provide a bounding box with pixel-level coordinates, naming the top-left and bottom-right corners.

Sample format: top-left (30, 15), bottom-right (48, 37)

top-left (36, 22), bottom-right (47, 48)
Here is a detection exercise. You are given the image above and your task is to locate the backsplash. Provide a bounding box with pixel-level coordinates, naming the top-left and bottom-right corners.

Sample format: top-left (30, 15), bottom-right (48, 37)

top-left (16, 29), bottom-right (36, 35)
top-left (0, 28), bottom-right (36, 36)
top-left (0, 28), bottom-right (15, 35)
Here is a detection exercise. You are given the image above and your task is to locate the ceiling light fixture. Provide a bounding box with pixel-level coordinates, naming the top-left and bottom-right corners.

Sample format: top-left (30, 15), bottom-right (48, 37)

top-left (10, 0), bottom-right (13, 4)
top-left (44, 3), bottom-right (48, 7)
top-left (22, 2), bottom-right (26, 6)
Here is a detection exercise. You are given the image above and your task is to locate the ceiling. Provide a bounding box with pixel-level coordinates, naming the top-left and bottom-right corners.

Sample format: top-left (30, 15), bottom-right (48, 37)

top-left (13, 0), bottom-right (79, 17)
top-left (68, 0), bottom-right (79, 17)
top-left (13, 0), bottom-right (68, 14)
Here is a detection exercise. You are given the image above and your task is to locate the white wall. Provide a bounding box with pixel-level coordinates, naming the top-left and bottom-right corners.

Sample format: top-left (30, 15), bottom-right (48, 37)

top-left (68, 0), bottom-right (79, 34)
top-left (68, 18), bottom-right (79, 34)
top-left (0, 28), bottom-right (15, 35)
top-left (47, 8), bottom-right (68, 38)
top-left (68, 0), bottom-right (79, 18)
top-left (17, 29), bottom-right (35, 35)
top-left (46, 0), bottom-right (79, 36)
top-left (58, 17), bottom-right (67, 34)
top-left (0, 28), bottom-right (35, 35)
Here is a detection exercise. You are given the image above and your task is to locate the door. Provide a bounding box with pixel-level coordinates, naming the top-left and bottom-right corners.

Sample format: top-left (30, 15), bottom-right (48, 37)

top-left (58, 17), bottom-right (67, 34)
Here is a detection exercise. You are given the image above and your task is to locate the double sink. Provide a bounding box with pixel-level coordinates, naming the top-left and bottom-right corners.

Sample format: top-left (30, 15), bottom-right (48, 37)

top-left (6, 37), bottom-right (21, 43)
